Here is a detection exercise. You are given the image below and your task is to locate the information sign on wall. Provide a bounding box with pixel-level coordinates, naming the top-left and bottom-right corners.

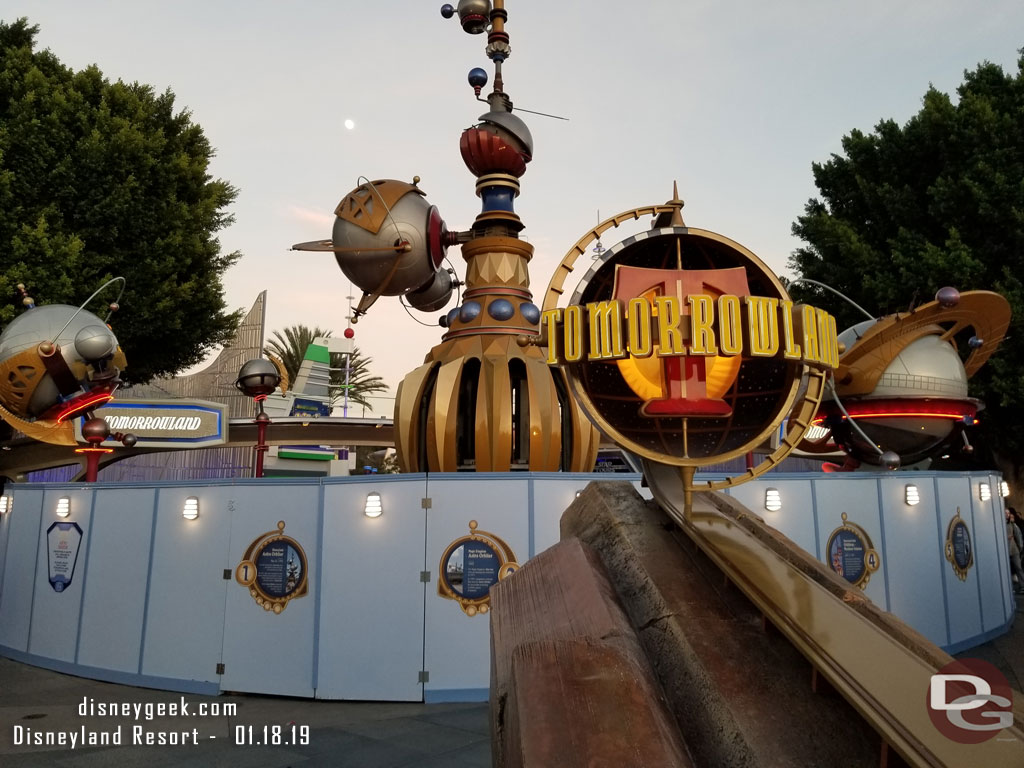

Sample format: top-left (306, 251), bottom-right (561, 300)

top-left (46, 521), bottom-right (83, 593)
top-left (825, 512), bottom-right (880, 589)
top-left (438, 521), bottom-right (519, 616)
top-left (944, 508), bottom-right (974, 582)
top-left (235, 521), bottom-right (309, 613)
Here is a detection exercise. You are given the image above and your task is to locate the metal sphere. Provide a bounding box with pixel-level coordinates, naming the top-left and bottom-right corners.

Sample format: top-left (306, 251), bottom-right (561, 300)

top-left (488, 299), bottom-right (515, 321)
top-left (468, 67), bottom-right (488, 88)
top-left (459, 301), bottom-right (482, 323)
top-left (121, 433), bottom-right (138, 448)
top-left (968, 336), bottom-right (984, 349)
top-left (82, 417), bottom-right (110, 443)
top-left (74, 325), bottom-right (117, 361)
top-left (0, 304), bottom-right (124, 417)
top-left (439, 315), bottom-right (450, 328)
top-left (476, 109), bottom-right (534, 160)
top-left (519, 302), bottom-right (541, 325)
top-left (935, 286), bottom-right (960, 308)
top-left (456, 0), bottom-right (491, 34)
top-left (235, 359), bottom-right (281, 397)
top-left (406, 269), bottom-right (454, 312)
top-left (879, 451), bottom-right (901, 470)
top-left (445, 307), bottom-right (460, 327)
top-left (440, 3), bottom-right (455, 18)
top-left (330, 180), bottom-right (447, 297)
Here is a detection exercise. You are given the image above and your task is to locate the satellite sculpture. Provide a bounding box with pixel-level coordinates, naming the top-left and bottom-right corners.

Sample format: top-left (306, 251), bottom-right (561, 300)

top-left (294, 0), bottom-right (599, 473)
top-left (292, 0), bottom-right (1008, 486)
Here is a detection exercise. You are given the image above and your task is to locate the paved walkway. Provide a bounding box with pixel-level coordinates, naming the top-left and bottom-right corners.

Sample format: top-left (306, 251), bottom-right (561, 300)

top-left (0, 659), bottom-right (491, 767)
top-left (2, 596), bottom-right (1021, 767)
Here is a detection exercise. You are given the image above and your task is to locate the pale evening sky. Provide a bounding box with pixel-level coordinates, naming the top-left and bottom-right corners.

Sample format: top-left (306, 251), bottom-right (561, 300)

top-left (6, 1), bottom-right (1022, 412)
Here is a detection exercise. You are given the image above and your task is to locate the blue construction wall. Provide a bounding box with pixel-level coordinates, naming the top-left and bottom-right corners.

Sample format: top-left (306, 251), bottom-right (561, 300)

top-left (0, 470), bottom-right (1011, 702)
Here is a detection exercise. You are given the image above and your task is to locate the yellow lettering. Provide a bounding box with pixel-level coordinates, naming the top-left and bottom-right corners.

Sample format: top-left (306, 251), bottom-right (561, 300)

top-left (540, 308), bottom-right (562, 365)
top-left (626, 298), bottom-right (653, 357)
top-left (801, 304), bottom-right (820, 363)
top-left (653, 296), bottom-right (686, 356)
top-left (746, 296), bottom-right (780, 357)
top-left (587, 301), bottom-right (625, 360)
top-left (564, 305), bottom-right (584, 363)
top-left (816, 308), bottom-right (832, 368)
top-left (718, 295), bottom-right (742, 355)
top-left (687, 295), bottom-right (717, 355)
top-left (780, 300), bottom-right (802, 360)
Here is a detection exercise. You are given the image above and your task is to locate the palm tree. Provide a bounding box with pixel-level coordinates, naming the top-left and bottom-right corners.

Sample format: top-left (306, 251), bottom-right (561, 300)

top-left (331, 346), bottom-right (388, 413)
top-left (263, 324), bottom-right (389, 413)
top-left (264, 325), bottom-right (330, 382)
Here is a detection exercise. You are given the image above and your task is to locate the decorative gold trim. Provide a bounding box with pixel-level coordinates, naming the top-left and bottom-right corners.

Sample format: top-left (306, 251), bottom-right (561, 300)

top-left (825, 512), bottom-right (880, 590)
top-left (235, 521), bottom-right (309, 614)
top-left (437, 520), bottom-right (519, 616)
top-left (944, 507), bottom-right (974, 582)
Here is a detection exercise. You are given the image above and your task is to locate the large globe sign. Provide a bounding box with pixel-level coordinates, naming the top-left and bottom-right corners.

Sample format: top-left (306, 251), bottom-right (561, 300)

top-left (540, 199), bottom-right (839, 487)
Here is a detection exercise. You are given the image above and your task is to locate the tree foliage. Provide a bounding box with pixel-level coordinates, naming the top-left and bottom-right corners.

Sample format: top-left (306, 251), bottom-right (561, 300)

top-left (263, 324), bottom-right (389, 413)
top-left (0, 18), bottom-right (241, 383)
top-left (788, 50), bottom-right (1024, 479)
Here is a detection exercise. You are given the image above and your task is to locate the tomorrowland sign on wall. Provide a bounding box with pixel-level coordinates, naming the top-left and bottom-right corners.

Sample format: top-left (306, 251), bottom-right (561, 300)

top-left (75, 399), bottom-right (228, 449)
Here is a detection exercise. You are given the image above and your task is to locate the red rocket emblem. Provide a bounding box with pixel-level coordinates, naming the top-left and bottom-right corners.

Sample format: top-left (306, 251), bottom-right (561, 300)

top-left (612, 266), bottom-right (751, 418)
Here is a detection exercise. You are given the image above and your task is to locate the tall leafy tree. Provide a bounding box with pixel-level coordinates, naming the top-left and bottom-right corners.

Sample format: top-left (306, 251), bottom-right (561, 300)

top-left (0, 18), bottom-right (241, 383)
top-left (263, 324), bottom-right (389, 413)
top-left (788, 51), bottom-right (1024, 489)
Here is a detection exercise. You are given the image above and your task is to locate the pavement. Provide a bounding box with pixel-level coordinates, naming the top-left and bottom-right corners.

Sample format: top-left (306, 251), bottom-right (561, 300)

top-left (0, 660), bottom-right (491, 768)
top-left (1, 596), bottom-right (1022, 768)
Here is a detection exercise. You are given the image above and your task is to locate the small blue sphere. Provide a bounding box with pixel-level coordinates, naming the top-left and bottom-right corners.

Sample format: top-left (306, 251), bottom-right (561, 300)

top-left (520, 302), bottom-right (541, 325)
top-left (446, 307), bottom-right (460, 327)
top-left (968, 336), bottom-right (984, 349)
top-left (440, 4), bottom-right (455, 19)
top-left (488, 299), bottom-right (515, 321)
top-left (460, 301), bottom-right (482, 323)
top-left (468, 67), bottom-right (488, 88)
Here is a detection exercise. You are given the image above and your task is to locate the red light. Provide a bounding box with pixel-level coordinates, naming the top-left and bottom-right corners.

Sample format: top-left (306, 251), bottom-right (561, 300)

top-left (55, 393), bottom-right (114, 423)
top-left (814, 398), bottom-right (976, 425)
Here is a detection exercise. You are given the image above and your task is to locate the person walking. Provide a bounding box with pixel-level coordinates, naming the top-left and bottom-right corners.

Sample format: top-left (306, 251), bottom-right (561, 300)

top-left (1007, 507), bottom-right (1024, 594)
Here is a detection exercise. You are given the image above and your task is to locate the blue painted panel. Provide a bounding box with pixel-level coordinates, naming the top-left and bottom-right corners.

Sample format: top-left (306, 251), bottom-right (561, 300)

top-left (28, 488), bottom-right (94, 661)
top-left (0, 488), bottom-right (44, 651)
top-left (876, 478), bottom-right (948, 646)
top-left (935, 477), bottom-right (983, 646)
top-left (77, 488), bottom-right (156, 672)
top-left (812, 479), bottom-right (887, 609)
top-left (735, 479), bottom-right (818, 556)
top-left (141, 486), bottom-right (232, 683)
top-left (423, 476), bottom-right (529, 697)
top-left (317, 477), bottom-right (426, 701)
top-left (970, 475), bottom-right (1012, 635)
top-left (220, 484), bottom-right (320, 697)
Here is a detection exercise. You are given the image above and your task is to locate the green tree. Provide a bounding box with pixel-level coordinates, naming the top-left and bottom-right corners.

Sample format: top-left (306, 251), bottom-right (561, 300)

top-left (788, 51), bottom-right (1024, 489)
top-left (263, 324), bottom-right (389, 413)
top-left (264, 325), bottom-right (330, 382)
top-left (0, 18), bottom-right (241, 383)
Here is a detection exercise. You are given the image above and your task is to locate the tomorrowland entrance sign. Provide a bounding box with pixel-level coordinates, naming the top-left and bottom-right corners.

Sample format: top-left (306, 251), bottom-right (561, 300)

top-left (540, 204), bottom-right (839, 505)
top-left (75, 399), bottom-right (228, 449)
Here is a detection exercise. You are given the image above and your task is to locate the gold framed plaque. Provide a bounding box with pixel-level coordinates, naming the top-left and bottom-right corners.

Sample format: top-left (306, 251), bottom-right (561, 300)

top-left (235, 521), bottom-right (309, 614)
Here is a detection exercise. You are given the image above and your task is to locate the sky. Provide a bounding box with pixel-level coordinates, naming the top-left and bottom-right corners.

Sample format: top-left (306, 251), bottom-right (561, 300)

top-left (7, 1), bottom-right (1023, 413)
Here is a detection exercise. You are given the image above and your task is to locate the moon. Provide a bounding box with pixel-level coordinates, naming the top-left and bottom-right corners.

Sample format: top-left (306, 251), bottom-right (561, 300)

top-left (344, 119), bottom-right (355, 130)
